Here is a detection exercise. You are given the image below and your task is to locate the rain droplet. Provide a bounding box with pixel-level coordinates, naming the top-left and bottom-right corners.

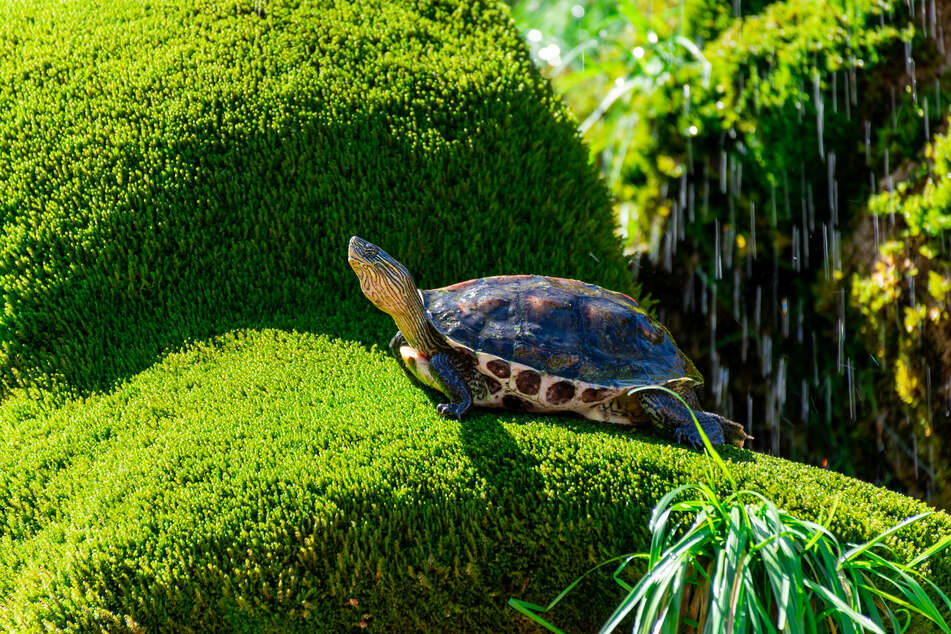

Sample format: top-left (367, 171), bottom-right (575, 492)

top-left (801, 379), bottom-right (809, 420)
top-left (714, 219), bottom-right (722, 279)
top-left (754, 285), bottom-right (762, 330)
top-left (746, 393), bottom-right (753, 437)
top-left (781, 297), bottom-right (789, 338)
top-left (847, 358), bottom-right (855, 420)
top-left (864, 120), bottom-right (872, 164)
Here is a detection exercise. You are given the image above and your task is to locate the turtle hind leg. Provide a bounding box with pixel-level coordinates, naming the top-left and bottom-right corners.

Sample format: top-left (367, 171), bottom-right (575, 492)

top-left (635, 389), bottom-right (724, 449)
top-left (430, 352), bottom-right (474, 420)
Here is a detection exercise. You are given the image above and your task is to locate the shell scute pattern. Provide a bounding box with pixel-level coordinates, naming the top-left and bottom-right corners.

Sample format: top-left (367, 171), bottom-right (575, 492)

top-left (424, 275), bottom-right (701, 388)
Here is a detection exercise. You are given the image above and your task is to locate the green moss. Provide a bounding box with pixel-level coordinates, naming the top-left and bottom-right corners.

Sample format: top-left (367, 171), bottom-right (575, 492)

top-left (0, 328), bottom-right (948, 630)
top-left (850, 118), bottom-right (951, 504)
top-left (0, 0), bottom-right (631, 396)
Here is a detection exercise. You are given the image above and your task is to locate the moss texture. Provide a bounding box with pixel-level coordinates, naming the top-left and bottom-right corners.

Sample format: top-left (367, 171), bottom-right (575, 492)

top-left (1, 0), bottom-right (950, 631)
top-left (1, 329), bottom-right (950, 631)
top-left (0, 0), bottom-right (630, 396)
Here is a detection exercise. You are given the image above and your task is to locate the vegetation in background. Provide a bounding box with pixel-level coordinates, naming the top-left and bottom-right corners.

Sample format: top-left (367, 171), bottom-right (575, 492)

top-left (512, 0), bottom-right (951, 503)
top-left (852, 117), bottom-right (951, 504)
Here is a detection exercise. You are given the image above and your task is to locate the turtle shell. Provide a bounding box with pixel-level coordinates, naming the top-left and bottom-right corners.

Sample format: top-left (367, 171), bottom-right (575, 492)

top-left (422, 275), bottom-right (702, 388)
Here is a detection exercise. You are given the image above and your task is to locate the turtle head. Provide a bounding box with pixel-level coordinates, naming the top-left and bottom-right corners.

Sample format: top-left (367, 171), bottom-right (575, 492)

top-left (348, 236), bottom-right (419, 317)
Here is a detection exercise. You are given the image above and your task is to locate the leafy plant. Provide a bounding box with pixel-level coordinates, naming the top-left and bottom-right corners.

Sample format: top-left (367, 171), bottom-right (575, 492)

top-left (510, 388), bottom-right (951, 632)
top-left (511, 0), bottom-right (718, 250)
top-left (851, 115), bottom-right (951, 505)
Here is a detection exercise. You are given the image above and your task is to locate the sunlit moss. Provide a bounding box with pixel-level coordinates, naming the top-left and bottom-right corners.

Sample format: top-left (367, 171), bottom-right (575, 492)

top-left (851, 118), bottom-right (951, 478)
top-left (1, 329), bottom-right (949, 630)
top-left (0, 0), bottom-right (633, 397)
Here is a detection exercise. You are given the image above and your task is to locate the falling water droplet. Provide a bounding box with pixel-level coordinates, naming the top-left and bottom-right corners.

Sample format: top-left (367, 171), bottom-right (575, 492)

top-left (801, 209), bottom-right (810, 269)
top-left (815, 73), bottom-right (825, 158)
top-left (663, 227), bottom-right (673, 272)
top-left (700, 271), bottom-right (708, 315)
top-left (688, 182), bottom-right (695, 223)
top-left (754, 286), bottom-right (762, 330)
top-left (927, 365), bottom-right (933, 431)
top-left (711, 282), bottom-right (718, 345)
top-left (909, 270), bottom-right (916, 309)
top-left (797, 300), bottom-right (804, 343)
top-left (836, 317), bottom-right (844, 373)
top-left (910, 58), bottom-right (918, 104)
top-left (720, 150), bottom-right (728, 194)
top-left (717, 367), bottom-right (730, 407)
top-left (801, 379), bottom-right (809, 420)
top-left (847, 358), bottom-right (855, 420)
top-left (822, 225), bottom-right (830, 279)
top-left (746, 392), bottom-right (753, 437)
top-left (833, 229), bottom-right (842, 274)
top-left (792, 226), bottom-right (801, 272)
top-left (827, 151), bottom-right (837, 225)
top-left (714, 219), bottom-right (722, 279)
top-left (864, 120), bottom-right (872, 164)
top-left (939, 9), bottom-right (947, 54)
top-left (846, 61), bottom-right (854, 118)
top-left (781, 298), bottom-right (789, 338)
top-left (741, 313), bottom-right (749, 362)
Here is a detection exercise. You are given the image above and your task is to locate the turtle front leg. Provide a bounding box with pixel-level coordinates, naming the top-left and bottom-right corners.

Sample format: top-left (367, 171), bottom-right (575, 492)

top-left (389, 331), bottom-right (430, 391)
top-left (636, 390), bottom-right (725, 449)
top-left (429, 353), bottom-right (473, 419)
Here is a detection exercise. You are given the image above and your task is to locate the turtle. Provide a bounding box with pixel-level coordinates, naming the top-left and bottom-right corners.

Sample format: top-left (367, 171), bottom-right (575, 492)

top-left (347, 236), bottom-right (749, 449)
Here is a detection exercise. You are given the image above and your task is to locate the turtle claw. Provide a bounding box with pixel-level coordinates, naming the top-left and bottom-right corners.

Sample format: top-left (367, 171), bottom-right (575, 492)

top-left (673, 416), bottom-right (725, 450)
top-left (673, 425), bottom-right (704, 450)
top-left (437, 403), bottom-right (465, 420)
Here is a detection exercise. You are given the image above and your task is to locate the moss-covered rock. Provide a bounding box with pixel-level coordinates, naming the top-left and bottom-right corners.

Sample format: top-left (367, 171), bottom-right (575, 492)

top-left (0, 0), bottom-right (631, 396)
top-left (1, 329), bottom-right (949, 631)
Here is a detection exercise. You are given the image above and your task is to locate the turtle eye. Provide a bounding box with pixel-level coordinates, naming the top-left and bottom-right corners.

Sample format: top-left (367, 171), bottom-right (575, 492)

top-left (364, 244), bottom-right (378, 259)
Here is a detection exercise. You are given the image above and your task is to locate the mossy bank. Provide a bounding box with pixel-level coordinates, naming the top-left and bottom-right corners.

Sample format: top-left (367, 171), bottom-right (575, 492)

top-left (2, 329), bottom-right (950, 630)
top-left (0, 0), bottom-right (629, 396)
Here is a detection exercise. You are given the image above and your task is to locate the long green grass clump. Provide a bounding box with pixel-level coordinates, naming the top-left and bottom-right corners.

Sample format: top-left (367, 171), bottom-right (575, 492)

top-left (510, 393), bottom-right (951, 632)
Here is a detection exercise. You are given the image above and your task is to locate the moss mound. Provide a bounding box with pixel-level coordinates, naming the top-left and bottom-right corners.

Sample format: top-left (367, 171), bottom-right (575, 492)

top-left (0, 0), bottom-right (630, 396)
top-left (0, 329), bottom-right (949, 631)
top-left (1, 0), bottom-right (950, 630)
